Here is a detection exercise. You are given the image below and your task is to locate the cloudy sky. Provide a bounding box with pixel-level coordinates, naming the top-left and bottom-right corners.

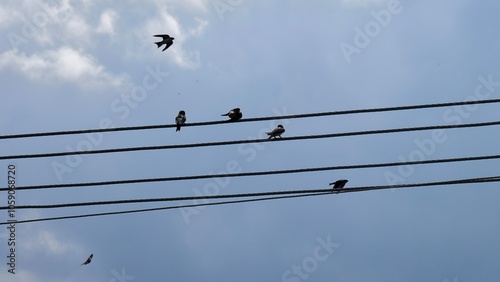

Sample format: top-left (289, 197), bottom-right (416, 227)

top-left (1, 0), bottom-right (500, 281)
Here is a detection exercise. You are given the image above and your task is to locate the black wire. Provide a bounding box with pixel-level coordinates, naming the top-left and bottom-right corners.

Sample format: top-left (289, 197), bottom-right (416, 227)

top-left (2, 98), bottom-right (500, 140)
top-left (338, 176), bottom-right (500, 194)
top-left (2, 120), bottom-right (500, 160)
top-left (1, 188), bottom-right (334, 210)
top-left (2, 176), bottom-right (499, 225)
top-left (3, 153), bottom-right (500, 192)
top-left (0, 192), bottom-right (331, 225)
top-left (3, 175), bottom-right (500, 210)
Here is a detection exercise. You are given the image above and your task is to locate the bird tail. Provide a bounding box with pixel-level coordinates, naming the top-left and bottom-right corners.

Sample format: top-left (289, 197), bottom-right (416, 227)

top-left (155, 41), bottom-right (162, 48)
top-left (176, 125), bottom-right (181, 131)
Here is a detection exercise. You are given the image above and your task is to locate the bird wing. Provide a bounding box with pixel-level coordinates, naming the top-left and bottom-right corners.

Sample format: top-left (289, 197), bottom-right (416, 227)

top-left (267, 128), bottom-right (277, 135)
top-left (153, 34), bottom-right (170, 38)
top-left (273, 128), bottom-right (284, 135)
top-left (82, 254), bottom-right (93, 265)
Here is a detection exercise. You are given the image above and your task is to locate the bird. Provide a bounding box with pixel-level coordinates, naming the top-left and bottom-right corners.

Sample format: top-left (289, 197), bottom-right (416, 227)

top-left (81, 254), bottom-right (93, 266)
top-left (329, 179), bottom-right (348, 193)
top-left (175, 110), bottom-right (186, 132)
top-left (221, 108), bottom-right (242, 121)
top-left (267, 124), bottom-right (285, 139)
top-left (153, 34), bottom-right (174, 51)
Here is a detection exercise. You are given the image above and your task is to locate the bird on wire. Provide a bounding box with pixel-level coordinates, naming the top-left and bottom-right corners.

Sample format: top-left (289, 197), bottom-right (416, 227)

top-left (329, 179), bottom-right (348, 194)
top-left (221, 108), bottom-right (242, 121)
top-left (175, 110), bottom-right (186, 132)
top-left (267, 124), bottom-right (285, 139)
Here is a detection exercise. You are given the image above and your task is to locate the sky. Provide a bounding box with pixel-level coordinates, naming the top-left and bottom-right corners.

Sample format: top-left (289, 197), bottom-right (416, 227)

top-left (1, 0), bottom-right (500, 281)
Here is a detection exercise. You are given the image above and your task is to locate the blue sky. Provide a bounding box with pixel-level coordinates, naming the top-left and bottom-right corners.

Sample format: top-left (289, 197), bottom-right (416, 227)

top-left (1, 0), bottom-right (500, 281)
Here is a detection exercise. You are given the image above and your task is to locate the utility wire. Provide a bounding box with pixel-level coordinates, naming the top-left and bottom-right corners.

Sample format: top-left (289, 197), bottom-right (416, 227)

top-left (2, 98), bottom-right (500, 140)
top-left (2, 119), bottom-right (500, 161)
top-left (2, 175), bottom-right (499, 225)
top-left (0, 192), bottom-right (331, 225)
top-left (3, 153), bottom-right (500, 192)
top-left (3, 175), bottom-right (499, 210)
top-left (2, 189), bottom-right (334, 210)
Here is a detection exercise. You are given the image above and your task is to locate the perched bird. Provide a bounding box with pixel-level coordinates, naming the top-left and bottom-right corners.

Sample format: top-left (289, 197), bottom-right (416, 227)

top-left (221, 108), bottom-right (242, 121)
top-left (267, 124), bottom-right (285, 139)
top-left (175, 110), bottom-right (186, 132)
top-left (81, 254), bottom-right (93, 266)
top-left (153, 34), bottom-right (174, 51)
top-left (329, 179), bottom-right (348, 193)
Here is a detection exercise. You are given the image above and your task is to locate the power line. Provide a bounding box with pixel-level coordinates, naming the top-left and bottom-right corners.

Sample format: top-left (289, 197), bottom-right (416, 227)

top-left (3, 175), bottom-right (499, 210)
top-left (2, 175), bottom-right (499, 225)
top-left (2, 98), bottom-right (500, 140)
top-left (0, 192), bottom-right (331, 225)
top-left (2, 119), bottom-right (500, 161)
top-left (2, 188), bottom-right (334, 210)
top-left (3, 153), bottom-right (500, 192)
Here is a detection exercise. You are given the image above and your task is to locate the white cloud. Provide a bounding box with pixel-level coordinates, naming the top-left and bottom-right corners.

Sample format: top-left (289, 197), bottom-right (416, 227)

top-left (188, 17), bottom-right (209, 37)
top-left (0, 6), bottom-right (21, 28)
top-left (3, 1), bottom-right (208, 70)
top-left (64, 15), bottom-right (91, 42)
top-left (0, 271), bottom-right (40, 282)
top-left (22, 230), bottom-right (83, 255)
top-left (0, 0), bottom-right (88, 47)
top-left (0, 47), bottom-right (129, 88)
top-left (97, 9), bottom-right (119, 35)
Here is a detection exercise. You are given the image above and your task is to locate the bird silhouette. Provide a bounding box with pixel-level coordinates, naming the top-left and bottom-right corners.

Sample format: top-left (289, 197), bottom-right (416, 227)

top-left (81, 254), bottom-right (93, 266)
top-left (153, 34), bottom-right (174, 51)
top-left (329, 179), bottom-right (348, 194)
top-left (267, 124), bottom-right (285, 139)
top-left (221, 108), bottom-right (242, 121)
top-left (175, 110), bottom-right (186, 131)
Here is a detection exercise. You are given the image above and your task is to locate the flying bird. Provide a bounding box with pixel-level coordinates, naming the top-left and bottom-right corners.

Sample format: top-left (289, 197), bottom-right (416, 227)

top-left (81, 254), bottom-right (93, 266)
top-left (153, 34), bottom-right (174, 51)
top-left (329, 179), bottom-right (348, 194)
top-left (175, 110), bottom-right (186, 132)
top-left (221, 108), bottom-right (242, 121)
top-left (267, 124), bottom-right (285, 139)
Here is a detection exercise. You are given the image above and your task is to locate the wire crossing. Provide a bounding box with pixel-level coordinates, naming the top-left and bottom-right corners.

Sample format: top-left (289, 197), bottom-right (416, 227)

top-left (2, 98), bottom-right (500, 140)
top-left (2, 120), bottom-right (500, 160)
top-left (2, 153), bottom-right (500, 192)
top-left (2, 189), bottom-right (335, 210)
top-left (1, 175), bottom-right (499, 225)
top-left (3, 175), bottom-right (499, 210)
top-left (0, 193), bottom-right (331, 225)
